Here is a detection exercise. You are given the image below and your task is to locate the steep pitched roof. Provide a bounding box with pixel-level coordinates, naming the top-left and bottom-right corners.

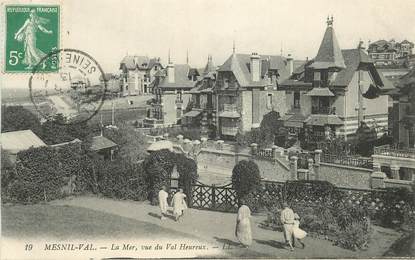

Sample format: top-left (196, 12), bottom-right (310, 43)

top-left (156, 64), bottom-right (198, 90)
top-left (397, 67), bottom-right (415, 95)
top-left (203, 56), bottom-right (216, 76)
top-left (217, 53), bottom-right (293, 87)
top-left (120, 56), bottom-right (161, 70)
top-left (333, 49), bottom-right (391, 88)
top-left (281, 49), bottom-right (394, 90)
top-left (310, 25), bottom-right (346, 69)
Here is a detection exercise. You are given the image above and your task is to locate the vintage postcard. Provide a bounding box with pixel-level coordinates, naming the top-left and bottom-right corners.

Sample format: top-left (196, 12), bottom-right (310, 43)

top-left (1, 0), bottom-right (415, 259)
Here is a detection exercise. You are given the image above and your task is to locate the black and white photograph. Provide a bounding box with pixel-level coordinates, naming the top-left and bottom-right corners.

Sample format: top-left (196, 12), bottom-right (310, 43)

top-left (1, 0), bottom-right (414, 259)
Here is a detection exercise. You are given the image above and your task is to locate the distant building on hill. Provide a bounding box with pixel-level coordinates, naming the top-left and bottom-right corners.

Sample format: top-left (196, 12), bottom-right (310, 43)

top-left (367, 39), bottom-right (414, 66)
top-left (99, 73), bottom-right (121, 94)
top-left (119, 55), bottom-right (163, 96)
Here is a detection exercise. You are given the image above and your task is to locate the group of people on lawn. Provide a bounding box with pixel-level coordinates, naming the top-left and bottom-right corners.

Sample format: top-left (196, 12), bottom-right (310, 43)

top-left (158, 186), bottom-right (306, 251)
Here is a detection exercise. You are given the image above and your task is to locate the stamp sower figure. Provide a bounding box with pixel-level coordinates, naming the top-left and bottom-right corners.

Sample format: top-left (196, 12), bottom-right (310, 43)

top-left (280, 202), bottom-right (295, 251)
top-left (14, 9), bottom-right (53, 69)
top-left (158, 185), bottom-right (169, 220)
top-left (235, 199), bottom-right (252, 248)
top-left (293, 213), bottom-right (307, 248)
top-left (172, 188), bottom-right (187, 221)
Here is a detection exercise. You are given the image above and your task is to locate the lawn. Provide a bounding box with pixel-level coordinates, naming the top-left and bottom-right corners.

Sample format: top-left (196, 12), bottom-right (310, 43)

top-left (2, 197), bottom-right (409, 258)
top-left (1, 204), bottom-right (195, 240)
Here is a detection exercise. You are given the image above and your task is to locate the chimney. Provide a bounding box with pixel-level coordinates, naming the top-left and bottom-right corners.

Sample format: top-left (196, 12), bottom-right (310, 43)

top-left (250, 52), bottom-right (260, 82)
top-left (287, 54), bottom-right (294, 75)
top-left (167, 62), bottom-right (175, 83)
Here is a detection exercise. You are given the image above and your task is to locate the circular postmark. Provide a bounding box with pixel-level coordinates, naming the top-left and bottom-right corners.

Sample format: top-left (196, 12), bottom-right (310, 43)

top-left (29, 48), bottom-right (108, 125)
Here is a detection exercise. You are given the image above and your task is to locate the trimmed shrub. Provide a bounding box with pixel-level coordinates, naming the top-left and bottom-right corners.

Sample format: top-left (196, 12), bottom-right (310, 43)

top-left (95, 157), bottom-right (148, 201)
top-left (231, 160), bottom-right (261, 205)
top-left (2, 143), bottom-right (149, 204)
top-left (176, 153), bottom-right (198, 198)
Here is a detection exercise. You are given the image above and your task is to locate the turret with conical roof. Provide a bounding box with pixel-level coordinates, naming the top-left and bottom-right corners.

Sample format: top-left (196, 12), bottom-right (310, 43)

top-left (310, 16), bottom-right (346, 69)
top-left (203, 55), bottom-right (216, 77)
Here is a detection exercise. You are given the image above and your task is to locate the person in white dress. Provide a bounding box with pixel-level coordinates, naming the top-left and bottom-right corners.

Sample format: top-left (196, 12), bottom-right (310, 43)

top-left (172, 189), bottom-right (187, 221)
top-left (235, 201), bottom-right (252, 247)
top-left (158, 185), bottom-right (169, 220)
top-left (292, 213), bottom-right (307, 248)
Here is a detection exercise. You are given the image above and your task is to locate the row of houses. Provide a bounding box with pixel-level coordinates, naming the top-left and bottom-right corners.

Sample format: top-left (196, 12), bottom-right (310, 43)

top-left (367, 39), bottom-right (414, 67)
top-left (143, 18), bottom-right (395, 144)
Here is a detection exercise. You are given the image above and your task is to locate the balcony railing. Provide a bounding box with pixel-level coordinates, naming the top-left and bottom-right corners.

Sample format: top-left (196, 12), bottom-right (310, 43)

top-left (201, 103), bottom-right (215, 110)
top-left (321, 153), bottom-right (373, 169)
top-left (311, 106), bottom-right (336, 115)
top-left (257, 148), bottom-right (273, 159)
top-left (221, 126), bottom-right (238, 136)
top-left (374, 145), bottom-right (415, 159)
top-left (143, 117), bottom-right (164, 125)
top-left (223, 104), bottom-right (238, 112)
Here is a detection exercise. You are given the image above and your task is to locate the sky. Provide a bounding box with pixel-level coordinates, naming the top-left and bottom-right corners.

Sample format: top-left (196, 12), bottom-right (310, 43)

top-left (2, 0), bottom-right (415, 89)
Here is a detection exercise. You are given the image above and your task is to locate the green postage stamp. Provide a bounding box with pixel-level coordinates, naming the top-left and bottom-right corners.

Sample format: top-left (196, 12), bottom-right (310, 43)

top-left (4, 5), bottom-right (60, 73)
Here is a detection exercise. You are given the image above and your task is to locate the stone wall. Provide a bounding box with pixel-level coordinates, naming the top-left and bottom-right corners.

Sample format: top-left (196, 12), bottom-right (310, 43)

top-left (255, 157), bottom-right (292, 182)
top-left (317, 163), bottom-right (372, 189)
top-left (196, 148), bottom-right (251, 175)
top-left (173, 137), bottom-right (413, 191)
top-left (195, 145), bottom-right (291, 181)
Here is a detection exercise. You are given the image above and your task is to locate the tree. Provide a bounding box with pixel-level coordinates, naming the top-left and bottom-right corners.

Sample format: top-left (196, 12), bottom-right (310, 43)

top-left (1, 105), bottom-right (41, 133)
top-left (143, 150), bottom-right (198, 204)
top-left (37, 114), bottom-right (98, 145)
top-left (176, 153), bottom-right (198, 199)
top-left (103, 123), bottom-right (148, 163)
top-left (143, 149), bottom-right (177, 203)
top-left (37, 114), bottom-right (77, 144)
top-left (232, 160), bottom-right (261, 202)
top-left (355, 122), bottom-right (378, 156)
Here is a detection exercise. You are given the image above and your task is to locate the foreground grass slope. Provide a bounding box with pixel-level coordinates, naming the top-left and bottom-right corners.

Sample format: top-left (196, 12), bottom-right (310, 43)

top-left (2, 204), bottom-right (194, 240)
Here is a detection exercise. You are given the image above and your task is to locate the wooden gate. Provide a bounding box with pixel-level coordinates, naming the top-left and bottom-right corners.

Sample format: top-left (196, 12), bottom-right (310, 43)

top-left (189, 181), bottom-right (238, 212)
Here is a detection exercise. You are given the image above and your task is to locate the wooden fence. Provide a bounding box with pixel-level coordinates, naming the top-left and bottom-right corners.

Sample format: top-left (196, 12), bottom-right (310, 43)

top-left (190, 181), bottom-right (239, 212)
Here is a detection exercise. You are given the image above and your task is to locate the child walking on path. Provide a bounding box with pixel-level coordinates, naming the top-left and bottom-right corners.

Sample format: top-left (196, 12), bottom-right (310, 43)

top-left (293, 213), bottom-right (307, 248)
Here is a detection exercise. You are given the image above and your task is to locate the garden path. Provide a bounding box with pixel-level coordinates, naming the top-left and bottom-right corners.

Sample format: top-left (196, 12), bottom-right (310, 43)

top-left (52, 195), bottom-right (401, 258)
